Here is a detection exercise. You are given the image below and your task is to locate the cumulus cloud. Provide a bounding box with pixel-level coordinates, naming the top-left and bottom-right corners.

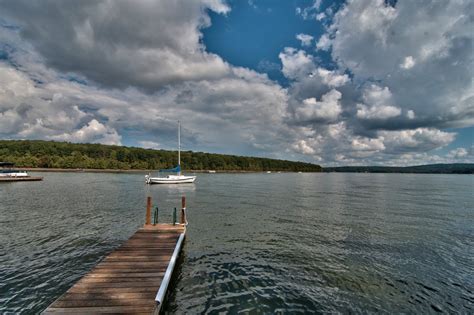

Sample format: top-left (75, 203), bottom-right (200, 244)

top-left (296, 89), bottom-right (342, 122)
top-left (0, 1), bottom-right (293, 157)
top-left (356, 104), bottom-right (401, 120)
top-left (1, 0), bottom-right (232, 91)
top-left (356, 84), bottom-right (401, 120)
top-left (316, 34), bottom-right (331, 51)
top-left (326, 0), bottom-right (474, 129)
top-left (316, 12), bottom-right (326, 21)
top-left (447, 147), bottom-right (468, 159)
top-left (313, 68), bottom-right (349, 88)
top-left (279, 47), bottom-right (314, 79)
top-left (351, 137), bottom-right (385, 152)
top-left (296, 33), bottom-right (314, 47)
top-left (139, 141), bottom-right (160, 150)
top-left (50, 119), bottom-right (121, 145)
top-left (400, 56), bottom-right (415, 69)
top-left (379, 128), bottom-right (456, 153)
top-left (296, 0), bottom-right (322, 20)
top-left (287, 0), bottom-right (472, 165)
top-left (292, 139), bottom-right (315, 155)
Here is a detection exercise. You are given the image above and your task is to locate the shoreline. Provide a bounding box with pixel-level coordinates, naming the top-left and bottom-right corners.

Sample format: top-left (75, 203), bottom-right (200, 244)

top-left (17, 167), bottom-right (472, 175)
top-left (20, 167), bottom-right (308, 174)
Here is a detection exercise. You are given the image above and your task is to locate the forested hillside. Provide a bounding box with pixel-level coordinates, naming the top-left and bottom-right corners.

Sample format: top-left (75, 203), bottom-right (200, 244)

top-left (0, 140), bottom-right (322, 172)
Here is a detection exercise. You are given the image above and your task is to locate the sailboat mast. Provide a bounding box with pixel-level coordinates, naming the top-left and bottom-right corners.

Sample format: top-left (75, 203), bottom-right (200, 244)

top-left (178, 120), bottom-right (181, 168)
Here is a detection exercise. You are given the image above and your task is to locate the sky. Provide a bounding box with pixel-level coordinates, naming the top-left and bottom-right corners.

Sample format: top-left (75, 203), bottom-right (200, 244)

top-left (0, 0), bottom-right (472, 166)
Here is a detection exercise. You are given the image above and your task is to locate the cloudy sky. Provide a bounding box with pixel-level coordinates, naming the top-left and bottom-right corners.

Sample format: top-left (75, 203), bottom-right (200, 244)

top-left (0, 0), bottom-right (472, 166)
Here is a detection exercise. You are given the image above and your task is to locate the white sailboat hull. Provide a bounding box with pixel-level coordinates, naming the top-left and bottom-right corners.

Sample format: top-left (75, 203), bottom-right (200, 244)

top-left (146, 175), bottom-right (196, 184)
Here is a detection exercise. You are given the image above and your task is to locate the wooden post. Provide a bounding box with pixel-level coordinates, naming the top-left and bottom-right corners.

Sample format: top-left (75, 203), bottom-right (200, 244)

top-left (181, 196), bottom-right (186, 224)
top-left (146, 196), bottom-right (151, 225)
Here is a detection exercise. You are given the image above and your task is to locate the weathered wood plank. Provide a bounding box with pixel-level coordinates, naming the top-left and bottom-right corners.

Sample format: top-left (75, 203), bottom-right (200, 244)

top-left (83, 272), bottom-right (165, 278)
top-left (103, 256), bottom-right (172, 262)
top-left (72, 281), bottom-right (162, 288)
top-left (60, 292), bottom-right (156, 301)
top-left (68, 286), bottom-right (161, 294)
top-left (122, 236), bottom-right (178, 241)
top-left (52, 298), bottom-right (156, 308)
top-left (83, 268), bottom-right (167, 273)
top-left (75, 277), bottom-right (164, 284)
top-left (45, 305), bottom-right (155, 313)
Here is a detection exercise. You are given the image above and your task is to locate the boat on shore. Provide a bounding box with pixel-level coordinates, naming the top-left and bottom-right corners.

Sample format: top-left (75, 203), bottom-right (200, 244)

top-left (0, 162), bottom-right (29, 177)
top-left (0, 162), bottom-right (43, 182)
top-left (145, 121), bottom-right (196, 185)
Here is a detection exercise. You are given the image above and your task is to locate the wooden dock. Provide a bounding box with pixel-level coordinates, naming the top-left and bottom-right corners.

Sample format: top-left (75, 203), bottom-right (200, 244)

top-left (0, 176), bottom-right (43, 182)
top-left (44, 197), bottom-right (187, 314)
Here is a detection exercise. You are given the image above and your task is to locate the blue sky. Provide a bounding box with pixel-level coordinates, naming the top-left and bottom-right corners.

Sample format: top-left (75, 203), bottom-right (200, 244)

top-left (203, 0), bottom-right (331, 84)
top-left (0, 0), bottom-right (472, 166)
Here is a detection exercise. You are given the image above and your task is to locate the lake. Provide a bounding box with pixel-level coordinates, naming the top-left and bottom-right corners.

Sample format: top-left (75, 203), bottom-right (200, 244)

top-left (1, 172), bottom-right (473, 313)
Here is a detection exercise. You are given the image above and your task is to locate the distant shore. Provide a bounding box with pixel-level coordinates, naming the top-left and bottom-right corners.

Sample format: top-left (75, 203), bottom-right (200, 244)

top-left (18, 164), bottom-right (474, 174)
top-left (20, 167), bottom-right (299, 174)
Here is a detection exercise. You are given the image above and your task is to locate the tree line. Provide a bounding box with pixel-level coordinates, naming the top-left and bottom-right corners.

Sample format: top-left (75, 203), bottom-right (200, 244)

top-left (0, 140), bottom-right (322, 172)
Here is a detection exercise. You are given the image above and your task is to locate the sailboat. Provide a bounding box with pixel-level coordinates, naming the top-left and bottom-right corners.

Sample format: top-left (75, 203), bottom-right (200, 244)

top-left (145, 121), bottom-right (196, 184)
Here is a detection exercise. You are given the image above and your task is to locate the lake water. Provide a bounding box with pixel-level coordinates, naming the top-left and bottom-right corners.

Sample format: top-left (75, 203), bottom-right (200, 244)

top-left (1, 172), bottom-right (473, 313)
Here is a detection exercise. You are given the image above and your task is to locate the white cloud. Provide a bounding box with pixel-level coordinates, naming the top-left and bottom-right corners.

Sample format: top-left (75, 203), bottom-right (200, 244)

top-left (351, 137), bottom-right (385, 152)
top-left (0, 3), bottom-right (292, 157)
top-left (49, 119), bottom-right (122, 145)
top-left (139, 141), bottom-right (161, 149)
top-left (327, 122), bottom-right (346, 139)
top-left (292, 140), bottom-right (315, 155)
top-left (323, 0), bottom-right (474, 129)
top-left (296, 0), bottom-right (322, 20)
top-left (316, 34), bottom-right (331, 51)
top-left (362, 84), bottom-right (392, 107)
top-left (316, 12), bottom-right (326, 21)
top-left (314, 68), bottom-right (349, 88)
top-left (407, 110), bottom-right (415, 119)
top-left (448, 147), bottom-right (468, 159)
top-left (356, 84), bottom-right (401, 120)
top-left (279, 47), bottom-right (314, 79)
top-left (0, 64), bottom-right (35, 100)
top-left (1, 0), bottom-right (232, 90)
top-left (296, 33), bottom-right (314, 47)
top-left (296, 89), bottom-right (342, 122)
top-left (357, 104), bottom-right (401, 120)
top-left (379, 128), bottom-right (456, 153)
top-left (400, 56), bottom-right (415, 69)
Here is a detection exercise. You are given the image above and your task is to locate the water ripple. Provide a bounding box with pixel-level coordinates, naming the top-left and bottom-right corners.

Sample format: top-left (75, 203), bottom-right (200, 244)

top-left (1, 172), bottom-right (473, 313)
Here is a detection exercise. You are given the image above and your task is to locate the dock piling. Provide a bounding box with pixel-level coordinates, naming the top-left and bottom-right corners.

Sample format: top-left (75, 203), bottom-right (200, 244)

top-left (181, 196), bottom-right (186, 224)
top-left (146, 196), bottom-right (152, 225)
top-left (153, 207), bottom-right (159, 225)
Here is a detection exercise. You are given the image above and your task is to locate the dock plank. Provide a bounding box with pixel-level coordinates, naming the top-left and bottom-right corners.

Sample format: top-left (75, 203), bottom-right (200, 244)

top-left (44, 223), bottom-right (185, 315)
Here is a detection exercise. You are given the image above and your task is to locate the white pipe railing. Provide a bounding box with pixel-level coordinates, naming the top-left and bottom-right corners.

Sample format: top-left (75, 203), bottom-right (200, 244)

top-left (154, 232), bottom-right (185, 310)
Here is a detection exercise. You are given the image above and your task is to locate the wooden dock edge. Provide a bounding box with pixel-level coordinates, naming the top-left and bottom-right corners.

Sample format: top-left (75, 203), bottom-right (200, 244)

top-left (153, 232), bottom-right (186, 314)
top-left (0, 176), bottom-right (43, 182)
